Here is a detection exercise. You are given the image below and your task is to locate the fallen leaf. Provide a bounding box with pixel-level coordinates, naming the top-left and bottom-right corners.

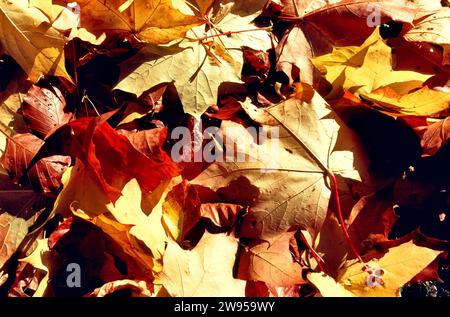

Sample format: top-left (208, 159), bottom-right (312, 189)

top-left (312, 28), bottom-right (431, 100)
top-left (308, 272), bottom-right (354, 297)
top-left (302, 0), bottom-right (418, 46)
top-left (237, 231), bottom-right (305, 286)
top-left (0, 133), bottom-right (71, 193)
top-left (85, 279), bottom-right (155, 297)
top-left (361, 85), bottom-right (450, 116)
top-left (339, 241), bottom-right (441, 297)
top-left (159, 231), bottom-right (246, 296)
top-left (0, 212), bottom-right (29, 268)
top-left (41, 116), bottom-right (179, 201)
top-left (22, 85), bottom-right (72, 138)
top-left (420, 117), bottom-right (450, 156)
top-left (59, 0), bottom-right (202, 44)
top-left (275, 26), bottom-right (314, 85)
top-left (191, 93), bottom-right (371, 241)
top-left (0, 0), bottom-right (70, 82)
top-left (115, 0), bottom-right (271, 117)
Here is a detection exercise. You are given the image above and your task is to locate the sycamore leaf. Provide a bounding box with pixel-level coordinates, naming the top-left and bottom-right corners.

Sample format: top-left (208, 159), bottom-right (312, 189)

top-left (191, 93), bottom-right (371, 241)
top-left (237, 231), bottom-right (305, 287)
top-left (57, 0), bottom-right (202, 44)
top-left (160, 231), bottom-right (245, 296)
top-left (339, 242), bottom-right (441, 297)
top-left (0, 0), bottom-right (70, 82)
top-left (115, 0), bottom-right (271, 118)
top-left (312, 28), bottom-right (431, 99)
top-left (0, 212), bottom-right (29, 268)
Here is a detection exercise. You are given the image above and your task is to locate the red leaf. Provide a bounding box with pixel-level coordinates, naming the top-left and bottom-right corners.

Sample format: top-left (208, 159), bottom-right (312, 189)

top-left (40, 115), bottom-right (180, 201)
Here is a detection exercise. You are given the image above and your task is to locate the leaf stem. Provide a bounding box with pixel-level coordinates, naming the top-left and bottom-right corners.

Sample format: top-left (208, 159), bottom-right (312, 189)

top-left (328, 172), bottom-right (364, 263)
top-left (297, 231), bottom-right (326, 272)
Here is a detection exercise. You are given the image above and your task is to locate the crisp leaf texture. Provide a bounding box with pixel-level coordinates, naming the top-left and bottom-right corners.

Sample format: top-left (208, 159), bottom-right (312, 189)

top-left (192, 93), bottom-right (370, 241)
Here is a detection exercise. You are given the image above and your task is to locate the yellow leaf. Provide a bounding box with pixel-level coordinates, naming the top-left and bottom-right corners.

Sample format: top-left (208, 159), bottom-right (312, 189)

top-left (63, 0), bottom-right (202, 44)
top-left (360, 85), bottom-right (450, 116)
top-left (339, 242), bottom-right (441, 297)
top-left (52, 160), bottom-right (110, 218)
top-left (0, 0), bottom-right (70, 82)
top-left (19, 238), bottom-right (51, 297)
top-left (159, 232), bottom-right (246, 296)
top-left (115, 0), bottom-right (271, 117)
top-left (312, 28), bottom-right (431, 99)
top-left (308, 272), bottom-right (354, 297)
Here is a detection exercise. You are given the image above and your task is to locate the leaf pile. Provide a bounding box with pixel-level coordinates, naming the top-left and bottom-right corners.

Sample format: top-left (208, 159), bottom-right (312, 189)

top-left (0, 0), bottom-right (449, 297)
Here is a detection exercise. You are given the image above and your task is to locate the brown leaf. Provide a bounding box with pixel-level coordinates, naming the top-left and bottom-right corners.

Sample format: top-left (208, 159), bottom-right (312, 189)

top-left (237, 231), bottom-right (305, 286)
top-left (58, 0), bottom-right (203, 44)
top-left (0, 212), bottom-right (29, 268)
top-left (421, 118), bottom-right (450, 156)
top-left (22, 85), bottom-right (72, 138)
top-left (275, 26), bottom-right (314, 85)
top-left (302, 0), bottom-right (418, 46)
top-left (192, 94), bottom-right (371, 242)
top-left (0, 133), bottom-right (70, 193)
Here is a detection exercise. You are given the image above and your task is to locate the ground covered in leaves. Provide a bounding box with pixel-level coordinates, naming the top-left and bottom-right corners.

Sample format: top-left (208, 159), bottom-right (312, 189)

top-left (0, 0), bottom-right (449, 297)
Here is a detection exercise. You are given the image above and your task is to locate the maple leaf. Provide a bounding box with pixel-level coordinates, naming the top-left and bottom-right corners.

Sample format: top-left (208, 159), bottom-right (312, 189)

top-left (237, 231), bottom-right (305, 287)
top-left (337, 242), bottom-right (440, 297)
top-left (39, 115), bottom-right (179, 201)
top-left (159, 231), bottom-right (246, 296)
top-left (312, 28), bottom-right (431, 99)
top-left (0, 0), bottom-right (70, 82)
top-left (115, 0), bottom-right (271, 118)
top-left (361, 85), bottom-right (450, 116)
top-left (191, 93), bottom-right (371, 241)
top-left (56, 0), bottom-right (202, 44)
